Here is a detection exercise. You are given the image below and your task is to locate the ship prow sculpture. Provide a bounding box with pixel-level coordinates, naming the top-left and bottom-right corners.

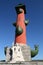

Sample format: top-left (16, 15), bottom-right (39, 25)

top-left (4, 4), bottom-right (39, 63)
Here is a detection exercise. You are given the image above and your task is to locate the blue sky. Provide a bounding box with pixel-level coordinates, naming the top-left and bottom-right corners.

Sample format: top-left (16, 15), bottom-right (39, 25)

top-left (0, 0), bottom-right (43, 60)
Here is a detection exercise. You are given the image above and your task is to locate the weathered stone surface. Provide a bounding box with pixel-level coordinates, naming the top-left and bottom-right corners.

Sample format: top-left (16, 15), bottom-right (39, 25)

top-left (5, 44), bottom-right (31, 63)
top-left (0, 60), bottom-right (43, 65)
top-left (20, 45), bottom-right (31, 61)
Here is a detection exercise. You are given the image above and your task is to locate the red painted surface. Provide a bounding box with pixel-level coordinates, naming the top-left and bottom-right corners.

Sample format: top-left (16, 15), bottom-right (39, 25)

top-left (15, 9), bottom-right (26, 44)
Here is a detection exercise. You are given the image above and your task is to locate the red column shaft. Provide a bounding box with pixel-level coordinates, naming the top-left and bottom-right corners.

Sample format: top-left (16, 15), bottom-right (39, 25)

top-left (15, 9), bottom-right (26, 44)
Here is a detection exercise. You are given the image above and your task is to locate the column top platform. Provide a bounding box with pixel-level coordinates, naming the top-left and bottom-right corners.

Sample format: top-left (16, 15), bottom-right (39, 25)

top-left (15, 4), bottom-right (26, 14)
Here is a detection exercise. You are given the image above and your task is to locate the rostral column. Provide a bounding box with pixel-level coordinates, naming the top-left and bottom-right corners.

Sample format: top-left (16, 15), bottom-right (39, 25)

top-left (13, 4), bottom-right (26, 45)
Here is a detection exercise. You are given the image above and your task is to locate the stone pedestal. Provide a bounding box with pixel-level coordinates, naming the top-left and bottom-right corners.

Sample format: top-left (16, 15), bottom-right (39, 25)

top-left (5, 44), bottom-right (31, 63)
top-left (20, 44), bottom-right (31, 61)
top-left (10, 44), bottom-right (24, 63)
